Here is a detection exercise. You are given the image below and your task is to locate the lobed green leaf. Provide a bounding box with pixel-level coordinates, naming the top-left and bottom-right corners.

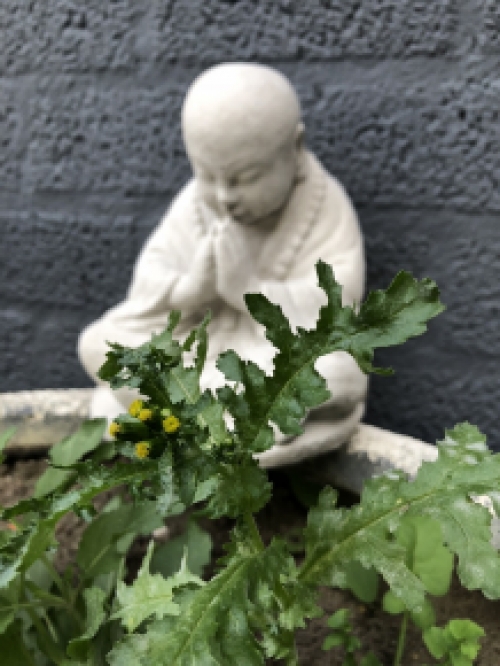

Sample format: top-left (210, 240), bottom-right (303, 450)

top-left (301, 423), bottom-right (500, 611)
top-left (217, 262), bottom-right (444, 454)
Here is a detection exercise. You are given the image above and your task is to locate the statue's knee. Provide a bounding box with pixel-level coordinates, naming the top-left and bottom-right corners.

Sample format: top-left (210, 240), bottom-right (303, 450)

top-left (77, 321), bottom-right (106, 379)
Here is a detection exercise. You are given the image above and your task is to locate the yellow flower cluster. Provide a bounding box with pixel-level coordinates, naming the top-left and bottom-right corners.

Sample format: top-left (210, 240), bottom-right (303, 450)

top-left (109, 421), bottom-right (121, 437)
top-left (138, 408), bottom-right (153, 422)
top-left (135, 441), bottom-right (150, 459)
top-left (128, 399), bottom-right (143, 418)
top-left (163, 415), bottom-right (181, 433)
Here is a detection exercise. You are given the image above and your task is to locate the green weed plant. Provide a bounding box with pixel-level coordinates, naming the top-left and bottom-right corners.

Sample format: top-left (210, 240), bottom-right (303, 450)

top-left (0, 261), bottom-right (494, 665)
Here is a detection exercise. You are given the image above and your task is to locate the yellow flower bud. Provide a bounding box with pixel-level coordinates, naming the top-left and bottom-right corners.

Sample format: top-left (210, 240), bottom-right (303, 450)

top-left (138, 408), bottom-right (153, 422)
top-left (128, 399), bottom-right (143, 418)
top-left (109, 421), bottom-right (121, 437)
top-left (135, 441), bottom-right (150, 459)
top-left (163, 415), bottom-right (181, 434)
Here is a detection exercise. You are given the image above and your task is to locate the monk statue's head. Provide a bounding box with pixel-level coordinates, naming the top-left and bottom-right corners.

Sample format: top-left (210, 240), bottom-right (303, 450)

top-left (182, 63), bottom-right (305, 226)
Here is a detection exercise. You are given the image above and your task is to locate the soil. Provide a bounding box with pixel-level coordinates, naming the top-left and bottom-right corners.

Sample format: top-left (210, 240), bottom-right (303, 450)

top-left (1, 456), bottom-right (499, 666)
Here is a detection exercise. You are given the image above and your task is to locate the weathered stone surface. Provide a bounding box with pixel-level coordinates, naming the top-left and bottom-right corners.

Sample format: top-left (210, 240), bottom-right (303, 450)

top-left (0, 309), bottom-right (34, 391)
top-left (0, 389), bottom-right (93, 450)
top-left (366, 351), bottom-right (500, 451)
top-left (25, 81), bottom-right (190, 194)
top-left (0, 1), bottom-right (143, 73)
top-left (479, 0), bottom-right (500, 52)
top-left (150, 0), bottom-right (458, 62)
top-left (26, 70), bottom-right (500, 213)
top-left (362, 210), bottom-right (500, 361)
top-left (0, 83), bottom-right (25, 190)
top-left (0, 307), bottom-right (92, 392)
top-left (299, 75), bottom-right (500, 212)
top-left (435, 234), bottom-right (500, 358)
top-left (31, 312), bottom-right (102, 390)
top-left (0, 0), bottom-right (458, 73)
top-left (0, 212), bottom-right (135, 309)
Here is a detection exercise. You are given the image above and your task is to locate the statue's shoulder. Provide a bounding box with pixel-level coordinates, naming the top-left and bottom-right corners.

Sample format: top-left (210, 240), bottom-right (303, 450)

top-left (318, 162), bottom-right (357, 221)
top-left (157, 179), bottom-right (198, 228)
top-left (304, 153), bottom-right (358, 233)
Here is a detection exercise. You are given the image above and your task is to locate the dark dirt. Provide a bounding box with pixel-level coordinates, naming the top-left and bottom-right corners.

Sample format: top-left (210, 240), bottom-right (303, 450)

top-left (1, 456), bottom-right (499, 666)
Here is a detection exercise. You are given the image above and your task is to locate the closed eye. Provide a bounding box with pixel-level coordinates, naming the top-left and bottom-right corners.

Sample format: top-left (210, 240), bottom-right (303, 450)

top-left (235, 171), bottom-right (261, 184)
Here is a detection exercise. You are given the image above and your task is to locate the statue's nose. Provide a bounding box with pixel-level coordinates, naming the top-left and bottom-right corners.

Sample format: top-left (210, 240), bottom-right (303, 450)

top-left (215, 181), bottom-right (237, 212)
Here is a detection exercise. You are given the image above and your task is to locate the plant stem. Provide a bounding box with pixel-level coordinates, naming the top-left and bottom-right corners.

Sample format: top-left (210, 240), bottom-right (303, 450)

top-left (285, 643), bottom-right (300, 665)
top-left (394, 611), bottom-right (409, 666)
top-left (242, 511), bottom-right (265, 553)
top-left (41, 554), bottom-right (66, 597)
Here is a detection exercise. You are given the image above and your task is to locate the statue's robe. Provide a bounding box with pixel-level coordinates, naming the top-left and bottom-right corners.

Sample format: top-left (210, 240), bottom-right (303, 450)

top-left (78, 152), bottom-right (368, 435)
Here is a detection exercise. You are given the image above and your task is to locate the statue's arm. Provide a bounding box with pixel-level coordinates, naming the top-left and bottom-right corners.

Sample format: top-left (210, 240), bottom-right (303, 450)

top-left (124, 184), bottom-right (217, 317)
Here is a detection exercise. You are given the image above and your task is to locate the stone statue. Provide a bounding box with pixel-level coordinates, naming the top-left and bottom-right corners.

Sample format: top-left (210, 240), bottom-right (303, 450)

top-left (78, 63), bottom-right (368, 466)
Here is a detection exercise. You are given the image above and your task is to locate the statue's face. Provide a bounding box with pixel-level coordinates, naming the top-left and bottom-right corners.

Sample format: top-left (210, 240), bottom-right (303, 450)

top-left (188, 137), bottom-right (300, 226)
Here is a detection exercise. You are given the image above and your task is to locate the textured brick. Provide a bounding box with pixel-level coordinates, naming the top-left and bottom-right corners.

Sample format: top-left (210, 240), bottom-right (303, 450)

top-left (30, 311), bottom-right (93, 389)
top-left (362, 210), bottom-right (500, 360)
top-left (25, 82), bottom-right (190, 194)
top-left (364, 223), bottom-right (432, 290)
top-left (0, 1), bottom-right (143, 73)
top-left (0, 307), bottom-right (92, 391)
top-left (479, 0), bottom-right (500, 52)
top-left (0, 309), bottom-right (34, 391)
top-left (367, 352), bottom-right (500, 451)
top-left (0, 212), bottom-right (136, 310)
top-left (0, 83), bottom-right (25, 190)
top-left (433, 235), bottom-right (500, 358)
top-left (27, 71), bottom-right (500, 210)
top-left (296, 74), bottom-right (500, 212)
top-left (150, 0), bottom-right (457, 62)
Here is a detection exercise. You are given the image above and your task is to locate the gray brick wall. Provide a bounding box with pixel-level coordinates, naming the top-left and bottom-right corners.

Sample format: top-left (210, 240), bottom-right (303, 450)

top-left (1, 0), bottom-right (499, 449)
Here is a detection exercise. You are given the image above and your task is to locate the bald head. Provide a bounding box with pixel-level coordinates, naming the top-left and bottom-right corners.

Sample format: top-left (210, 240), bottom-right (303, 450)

top-left (182, 63), bottom-right (302, 162)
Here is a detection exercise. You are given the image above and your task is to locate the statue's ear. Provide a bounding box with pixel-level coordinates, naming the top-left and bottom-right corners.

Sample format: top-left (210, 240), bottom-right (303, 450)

top-left (295, 122), bottom-right (305, 151)
top-left (295, 122), bottom-right (307, 182)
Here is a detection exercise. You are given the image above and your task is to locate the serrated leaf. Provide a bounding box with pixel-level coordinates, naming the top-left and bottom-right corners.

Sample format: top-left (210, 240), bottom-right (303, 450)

top-left (0, 597), bottom-right (16, 635)
top-left (0, 619), bottom-right (37, 665)
top-left (151, 311), bottom-right (182, 355)
top-left (110, 539), bottom-right (308, 666)
top-left (216, 262), bottom-right (443, 454)
top-left (448, 619), bottom-right (485, 642)
top-left (151, 520), bottom-right (212, 579)
top-left (143, 556), bottom-right (262, 665)
top-left (35, 419), bottom-right (107, 498)
top-left (301, 423), bottom-right (500, 611)
top-left (163, 313), bottom-right (210, 406)
top-left (424, 625), bottom-right (452, 658)
top-left (67, 587), bottom-right (107, 660)
top-left (0, 459), bottom-right (158, 589)
top-left (424, 619), bottom-right (484, 666)
top-left (77, 501), bottom-right (163, 579)
top-left (166, 367), bottom-right (201, 404)
top-left (206, 460), bottom-right (271, 519)
top-left (112, 541), bottom-right (203, 633)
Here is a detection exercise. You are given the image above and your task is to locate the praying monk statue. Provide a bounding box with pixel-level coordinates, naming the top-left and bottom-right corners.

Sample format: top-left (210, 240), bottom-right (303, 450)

top-left (78, 63), bottom-right (368, 467)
